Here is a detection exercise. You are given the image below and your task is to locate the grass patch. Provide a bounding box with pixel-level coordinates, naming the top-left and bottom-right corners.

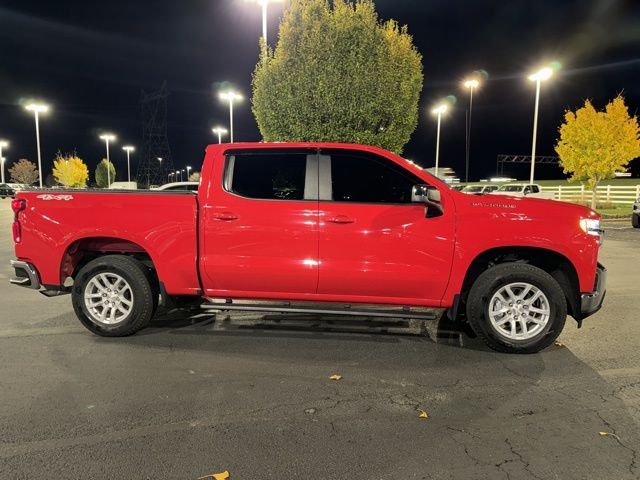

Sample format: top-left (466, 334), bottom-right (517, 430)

top-left (458, 178), bottom-right (639, 187)
top-left (568, 202), bottom-right (632, 218)
top-left (534, 178), bottom-right (640, 187)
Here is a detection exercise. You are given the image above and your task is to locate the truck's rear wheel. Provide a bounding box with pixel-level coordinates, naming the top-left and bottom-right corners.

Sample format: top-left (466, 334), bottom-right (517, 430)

top-left (632, 213), bottom-right (639, 228)
top-left (465, 263), bottom-right (567, 354)
top-left (72, 255), bottom-right (155, 337)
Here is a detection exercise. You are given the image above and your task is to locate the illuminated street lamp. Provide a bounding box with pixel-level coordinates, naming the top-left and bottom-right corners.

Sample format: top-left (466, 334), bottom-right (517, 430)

top-left (99, 133), bottom-right (116, 188)
top-left (462, 78), bottom-right (480, 183)
top-left (431, 103), bottom-right (448, 178)
top-left (219, 90), bottom-right (242, 143)
top-left (168, 172), bottom-right (174, 183)
top-left (0, 140), bottom-right (8, 184)
top-left (212, 126), bottom-right (228, 144)
top-left (25, 103), bottom-right (50, 188)
top-left (176, 170), bottom-right (181, 181)
top-left (186, 165), bottom-right (192, 179)
top-left (246, 0), bottom-right (284, 45)
top-left (528, 66), bottom-right (553, 184)
top-left (122, 145), bottom-right (135, 184)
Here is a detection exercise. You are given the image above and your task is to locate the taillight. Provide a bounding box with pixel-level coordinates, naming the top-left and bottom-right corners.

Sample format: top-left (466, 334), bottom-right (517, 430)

top-left (12, 221), bottom-right (22, 243)
top-left (11, 198), bottom-right (26, 214)
top-left (11, 198), bottom-right (26, 244)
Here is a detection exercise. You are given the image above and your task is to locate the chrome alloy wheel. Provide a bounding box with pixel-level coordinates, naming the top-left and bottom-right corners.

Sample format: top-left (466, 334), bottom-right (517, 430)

top-left (83, 273), bottom-right (134, 325)
top-left (488, 282), bottom-right (550, 341)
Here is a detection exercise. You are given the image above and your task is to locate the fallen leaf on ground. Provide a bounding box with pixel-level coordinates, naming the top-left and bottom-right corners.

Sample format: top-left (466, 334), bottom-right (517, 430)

top-left (554, 341), bottom-right (564, 347)
top-left (418, 410), bottom-right (430, 419)
top-left (329, 374), bottom-right (342, 381)
top-left (198, 470), bottom-right (230, 480)
top-left (598, 432), bottom-right (621, 440)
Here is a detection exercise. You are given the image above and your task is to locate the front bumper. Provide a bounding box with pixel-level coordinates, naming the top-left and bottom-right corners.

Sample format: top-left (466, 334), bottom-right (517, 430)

top-left (580, 263), bottom-right (607, 319)
top-left (9, 260), bottom-right (41, 290)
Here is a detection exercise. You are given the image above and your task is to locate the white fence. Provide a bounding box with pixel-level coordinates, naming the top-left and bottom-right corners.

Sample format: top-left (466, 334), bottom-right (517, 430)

top-left (540, 185), bottom-right (640, 205)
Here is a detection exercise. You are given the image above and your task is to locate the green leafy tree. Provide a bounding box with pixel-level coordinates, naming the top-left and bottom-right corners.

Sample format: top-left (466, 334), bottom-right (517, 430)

top-left (9, 159), bottom-right (39, 185)
top-left (95, 159), bottom-right (116, 188)
top-left (555, 95), bottom-right (640, 208)
top-left (188, 171), bottom-right (201, 182)
top-left (252, 0), bottom-right (423, 154)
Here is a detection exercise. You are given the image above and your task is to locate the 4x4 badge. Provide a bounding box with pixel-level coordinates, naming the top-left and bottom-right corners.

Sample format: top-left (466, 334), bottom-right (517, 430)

top-left (36, 194), bottom-right (74, 201)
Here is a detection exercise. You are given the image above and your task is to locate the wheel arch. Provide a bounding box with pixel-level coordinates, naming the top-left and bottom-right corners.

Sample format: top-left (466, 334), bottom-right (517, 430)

top-left (458, 246), bottom-right (581, 320)
top-left (60, 236), bottom-right (159, 288)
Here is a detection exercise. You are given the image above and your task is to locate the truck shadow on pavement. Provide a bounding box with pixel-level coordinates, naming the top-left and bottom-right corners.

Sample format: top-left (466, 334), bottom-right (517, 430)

top-left (142, 306), bottom-right (490, 351)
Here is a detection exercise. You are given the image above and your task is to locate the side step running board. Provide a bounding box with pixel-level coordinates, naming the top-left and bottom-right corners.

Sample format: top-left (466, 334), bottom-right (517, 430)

top-left (202, 301), bottom-right (437, 320)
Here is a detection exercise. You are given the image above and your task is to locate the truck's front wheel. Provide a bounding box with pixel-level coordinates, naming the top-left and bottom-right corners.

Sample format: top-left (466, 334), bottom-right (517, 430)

top-left (72, 255), bottom-right (155, 337)
top-left (465, 263), bottom-right (567, 354)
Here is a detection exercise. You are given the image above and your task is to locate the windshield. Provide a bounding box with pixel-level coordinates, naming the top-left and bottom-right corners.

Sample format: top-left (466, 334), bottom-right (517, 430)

top-left (498, 185), bottom-right (524, 192)
top-left (463, 186), bottom-right (483, 192)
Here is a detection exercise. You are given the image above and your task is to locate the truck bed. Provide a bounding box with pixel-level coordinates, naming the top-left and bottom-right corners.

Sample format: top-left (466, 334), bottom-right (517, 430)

top-left (13, 189), bottom-right (201, 295)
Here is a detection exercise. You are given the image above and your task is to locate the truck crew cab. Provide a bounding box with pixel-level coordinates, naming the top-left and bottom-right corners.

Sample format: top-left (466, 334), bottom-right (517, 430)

top-left (9, 143), bottom-right (606, 353)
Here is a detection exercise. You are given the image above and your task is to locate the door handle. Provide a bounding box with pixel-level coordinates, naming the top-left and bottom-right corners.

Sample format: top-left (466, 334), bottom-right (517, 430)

top-left (328, 215), bottom-right (354, 224)
top-left (211, 212), bottom-right (239, 221)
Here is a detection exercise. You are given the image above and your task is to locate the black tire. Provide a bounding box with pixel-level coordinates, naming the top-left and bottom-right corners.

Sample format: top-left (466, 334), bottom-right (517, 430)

top-left (465, 263), bottom-right (567, 354)
top-left (72, 255), bottom-right (155, 337)
top-left (633, 213), bottom-right (639, 228)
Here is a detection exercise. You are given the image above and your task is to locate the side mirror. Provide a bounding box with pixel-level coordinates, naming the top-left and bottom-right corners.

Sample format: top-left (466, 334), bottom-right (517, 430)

top-left (412, 184), bottom-right (441, 204)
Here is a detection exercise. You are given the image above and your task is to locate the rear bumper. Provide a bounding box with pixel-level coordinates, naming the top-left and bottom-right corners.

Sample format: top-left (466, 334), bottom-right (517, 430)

top-left (580, 263), bottom-right (607, 319)
top-left (9, 260), bottom-right (41, 290)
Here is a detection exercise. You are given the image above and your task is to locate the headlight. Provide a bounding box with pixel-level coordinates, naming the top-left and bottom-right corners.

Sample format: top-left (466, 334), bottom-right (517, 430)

top-left (580, 218), bottom-right (603, 243)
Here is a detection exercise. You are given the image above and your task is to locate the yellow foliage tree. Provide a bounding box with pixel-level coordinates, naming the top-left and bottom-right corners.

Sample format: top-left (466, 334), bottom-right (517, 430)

top-left (52, 153), bottom-right (89, 188)
top-left (555, 95), bottom-right (640, 209)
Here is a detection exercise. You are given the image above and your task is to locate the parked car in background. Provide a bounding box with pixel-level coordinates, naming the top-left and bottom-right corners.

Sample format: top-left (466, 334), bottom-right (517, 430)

top-left (152, 181), bottom-right (199, 192)
top-left (450, 185), bottom-right (465, 191)
top-left (0, 183), bottom-right (16, 199)
top-left (462, 185), bottom-right (498, 195)
top-left (9, 142), bottom-right (606, 354)
top-left (489, 183), bottom-right (555, 199)
top-left (633, 197), bottom-right (639, 228)
top-left (1, 183), bottom-right (29, 197)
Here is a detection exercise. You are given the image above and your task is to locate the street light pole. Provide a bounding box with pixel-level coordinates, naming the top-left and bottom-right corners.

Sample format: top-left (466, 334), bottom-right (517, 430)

top-left (25, 103), bottom-right (49, 188)
top-left (528, 67), bottom-right (553, 184)
top-left (0, 141), bottom-right (8, 184)
top-left (212, 127), bottom-right (228, 144)
top-left (246, 0), bottom-right (284, 45)
top-left (229, 98), bottom-right (234, 143)
top-left (463, 78), bottom-right (480, 183)
top-left (261, 0), bottom-right (268, 43)
top-left (186, 166), bottom-right (192, 180)
top-left (219, 91), bottom-right (242, 143)
top-left (530, 80), bottom-right (541, 184)
top-left (99, 133), bottom-right (116, 188)
top-left (431, 104), bottom-right (448, 179)
top-left (122, 146), bottom-right (134, 184)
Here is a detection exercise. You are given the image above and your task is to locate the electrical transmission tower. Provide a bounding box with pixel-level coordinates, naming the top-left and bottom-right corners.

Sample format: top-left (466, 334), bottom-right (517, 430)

top-left (496, 154), bottom-right (560, 176)
top-left (138, 82), bottom-right (174, 187)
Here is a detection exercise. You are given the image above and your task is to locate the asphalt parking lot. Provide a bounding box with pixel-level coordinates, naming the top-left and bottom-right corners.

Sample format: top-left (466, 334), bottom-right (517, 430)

top-left (0, 198), bottom-right (638, 480)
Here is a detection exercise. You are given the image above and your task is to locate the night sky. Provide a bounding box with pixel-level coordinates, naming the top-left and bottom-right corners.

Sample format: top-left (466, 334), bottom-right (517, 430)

top-left (1, 0), bottom-right (639, 182)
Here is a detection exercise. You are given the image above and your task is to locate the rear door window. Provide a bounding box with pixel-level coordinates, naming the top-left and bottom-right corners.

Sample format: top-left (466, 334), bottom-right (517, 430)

top-left (225, 152), bottom-right (314, 201)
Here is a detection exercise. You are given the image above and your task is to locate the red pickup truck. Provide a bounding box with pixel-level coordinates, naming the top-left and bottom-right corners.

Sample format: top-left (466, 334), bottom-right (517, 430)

top-left (9, 142), bottom-right (606, 353)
